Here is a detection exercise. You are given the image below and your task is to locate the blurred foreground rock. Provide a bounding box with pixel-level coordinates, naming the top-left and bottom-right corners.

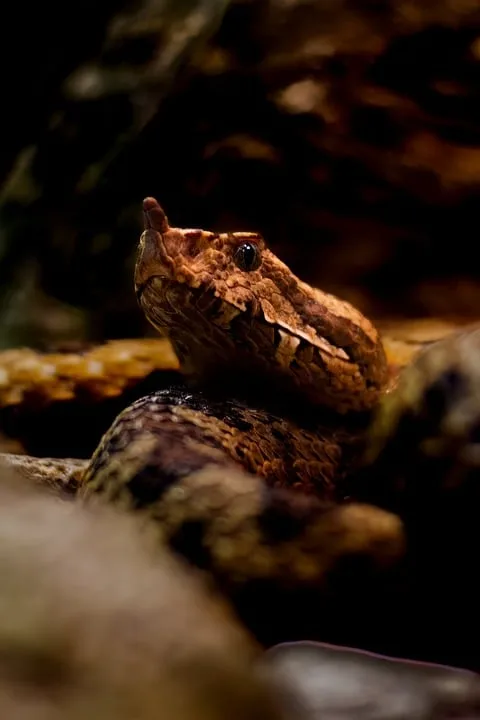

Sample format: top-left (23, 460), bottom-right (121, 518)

top-left (260, 641), bottom-right (480, 720)
top-left (0, 466), bottom-right (280, 720)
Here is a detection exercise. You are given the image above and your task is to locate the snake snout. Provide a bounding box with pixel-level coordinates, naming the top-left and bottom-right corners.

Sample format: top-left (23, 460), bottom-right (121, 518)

top-left (134, 226), bottom-right (170, 292)
top-left (135, 197), bottom-right (175, 291)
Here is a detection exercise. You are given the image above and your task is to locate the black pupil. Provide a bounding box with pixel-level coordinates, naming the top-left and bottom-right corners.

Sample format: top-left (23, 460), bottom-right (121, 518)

top-left (235, 242), bottom-right (259, 271)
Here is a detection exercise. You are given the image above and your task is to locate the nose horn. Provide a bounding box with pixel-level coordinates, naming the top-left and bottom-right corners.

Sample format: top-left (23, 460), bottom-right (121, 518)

top-left (143, 197), bottom-right (169, 234)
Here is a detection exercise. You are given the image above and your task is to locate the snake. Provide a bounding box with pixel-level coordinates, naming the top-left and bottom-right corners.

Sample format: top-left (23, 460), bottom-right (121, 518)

top-left (2, 197), bottom-right (480, 653)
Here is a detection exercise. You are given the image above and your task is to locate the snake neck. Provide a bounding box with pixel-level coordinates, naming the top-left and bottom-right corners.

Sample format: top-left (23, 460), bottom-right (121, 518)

top-left (139, 277), bottom-right (387, 416)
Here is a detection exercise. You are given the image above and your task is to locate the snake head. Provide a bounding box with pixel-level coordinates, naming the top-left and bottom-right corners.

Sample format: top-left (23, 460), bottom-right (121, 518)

top-left (136, 197), bottom-right (219, 290)
top-left (136, 197), bottom-right (267, 305)
top-left (135, 197), bottom-right (387, 413)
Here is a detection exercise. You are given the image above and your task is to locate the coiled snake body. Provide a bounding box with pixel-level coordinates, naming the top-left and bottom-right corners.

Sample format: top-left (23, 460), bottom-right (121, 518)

top-left (3, 197), bottom-right (480, 652)
top-left (79, 198), bottom-right (403, 591)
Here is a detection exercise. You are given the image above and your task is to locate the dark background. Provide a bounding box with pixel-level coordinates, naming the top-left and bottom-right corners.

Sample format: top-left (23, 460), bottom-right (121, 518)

top-left (0, 1), bottom-right (480, 674)
top-left (0, 0), bottom-right (479, 351)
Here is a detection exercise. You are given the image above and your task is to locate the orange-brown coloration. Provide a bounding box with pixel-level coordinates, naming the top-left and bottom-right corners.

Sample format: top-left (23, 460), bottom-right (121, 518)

top-left (0, 339), bottom-right (178, 407)
top-left (80, 390), bottom-right (356, 503)
top-left (71, 201), bottom-right (405, 592)
top-left (0, 199), bottom-right (412, 597)
top-left (0, 318), bottom-right (453, 414)
top-left (136, 198), bottom-right (388, 413)
top-left (77, 390), bottom-right (403, 589)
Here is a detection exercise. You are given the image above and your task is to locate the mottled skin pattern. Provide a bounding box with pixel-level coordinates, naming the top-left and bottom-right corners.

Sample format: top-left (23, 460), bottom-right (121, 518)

top-left (5, 196), bottom-right (480, 621)
top-left (0, 339), bottom-right (179, 407)
top-left (4, 200), bottom-right (480, 668)
top-left (80, 390), bottom-right (402, 588)
top-left (6, 199), bottom-right (480, 603)
top-left (76, 197), bottom-right (403, 590)
top-left (134, 198), bottom-right (388, 415)
top-left (354, 325), bottom-right (480, 516)
top-left (81, 392), bottom-right (398, 587)
top-left (3, 454), bottom-right (85, 494)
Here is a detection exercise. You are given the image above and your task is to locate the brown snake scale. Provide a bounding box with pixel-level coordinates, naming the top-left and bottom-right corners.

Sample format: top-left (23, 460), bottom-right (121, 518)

top-left (76, 198), bottom-right (403, 590)
top-left (2, 197), bottom-right (480, 624)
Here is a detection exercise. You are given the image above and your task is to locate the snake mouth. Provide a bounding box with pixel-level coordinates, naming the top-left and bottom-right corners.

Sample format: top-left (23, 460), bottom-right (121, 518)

top-left (134, 273), bottom-right (170, 306)
top-left (134, 278), bottom-right (149, 304)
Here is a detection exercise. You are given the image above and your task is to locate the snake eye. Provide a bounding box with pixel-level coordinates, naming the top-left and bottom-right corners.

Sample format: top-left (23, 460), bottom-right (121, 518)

top-left (234, 242), bottom-right (261, 272)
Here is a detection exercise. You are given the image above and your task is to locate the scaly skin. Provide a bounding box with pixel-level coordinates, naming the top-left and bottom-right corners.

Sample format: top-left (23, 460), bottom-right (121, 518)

top-left (2, 201), bottom-right (480, 663)
top-left (0, 338), bottom-right (178, 407)
top-left (76, 198), bottom-right (402, 592)
top-left (80, 388), bottom-right (401, 588)
top-left (0, 198), bottom-right (404, 596)
top-left (355, 324), bottom-right (480, 516)
top-left (135, 197), bottom-right (388, 414)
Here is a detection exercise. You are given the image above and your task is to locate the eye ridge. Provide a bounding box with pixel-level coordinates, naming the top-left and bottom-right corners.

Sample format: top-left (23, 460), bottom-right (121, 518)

top-left (233, 241), bottom-right (262, 272)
